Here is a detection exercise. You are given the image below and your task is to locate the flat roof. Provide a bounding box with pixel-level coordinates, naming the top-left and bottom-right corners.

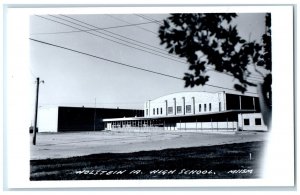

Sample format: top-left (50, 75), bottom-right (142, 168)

top-left (102, 109), bottom-right (257, 122)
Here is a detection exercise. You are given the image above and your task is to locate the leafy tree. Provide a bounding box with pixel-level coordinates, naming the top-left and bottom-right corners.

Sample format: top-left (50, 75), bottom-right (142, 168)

top-left (159, 13), bottom-right (272, 126)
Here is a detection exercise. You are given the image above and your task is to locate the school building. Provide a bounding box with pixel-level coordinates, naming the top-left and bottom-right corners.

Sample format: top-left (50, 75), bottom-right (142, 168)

top-left (103, 91), bottom-right (268, 133)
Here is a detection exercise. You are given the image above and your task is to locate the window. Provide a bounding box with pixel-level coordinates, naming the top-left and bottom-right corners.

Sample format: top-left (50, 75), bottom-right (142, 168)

top-left (209, 103), bottom-right (212, 111)
top-left (168, 107), bottom-right (173, 114)
top-left (244, 119), bottom-right (250, 126)
top-left (153, 108), bottom-right (155, 115)
top-left (204, 104), bottom-right (207, 112)
top-left (199, 104), bottom-right (201, 112)
top-left (160, 108), bottom-right (163, 115)
top-left (157, 108), bottom-right (159, 115)
top-left (186, 105), bottom-right (192, 113)
top-left (177, 106), bottom-right (182, 114)
top-left (146, 109), bottom-right (148, 116)
top-left (255, 118), bottom-right (262, 125)
top-left (219, 102), bottom-right (221, 111)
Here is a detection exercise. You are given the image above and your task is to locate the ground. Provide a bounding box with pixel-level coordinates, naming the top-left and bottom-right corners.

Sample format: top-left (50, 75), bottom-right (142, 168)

top-left (30, 130), bottom-right (268, 180)
top-left (31, 130), bottom-right (267, 160)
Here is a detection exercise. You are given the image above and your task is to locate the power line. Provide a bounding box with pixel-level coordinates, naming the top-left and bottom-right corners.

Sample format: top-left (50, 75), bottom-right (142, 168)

top-left (247, 76), bottom-right (264, 82)
top-left (53, 15), bottom-right (262, 82)
top-left (34, 14), bottom-right (186, 65)
top-left (107, 15), bottom-right (262, 81)
top-left (135, 14), bottom-right (164, 25)
top-left (57, 14), bottom-right (262, 81)
top-left (29, 68), bottom-right (38, 78)
top-left (34, 15), bottom-right (263, 83)
top-left (135, 14), bottom-right (265, 81)
top-left (36, 15), bottom-right (187, 64)
top-left (29, 38), bottom-right (257, 95)
top-left (133, 15), bottom-right (264, 80)
top-left (30, 21), bottom-right (160, 35)
top-left (29, 38), bottom-right (182, 80)
top-left (49, 14), bottom-right (185, 64)
top-left (205, 65), bottom-right (263, 82)
top-left (107, 14), bottom-right (158, 35)
top-left (57, 14), bottom-right (186, 63)
top-left (59, 14), bottom-right (176, 55)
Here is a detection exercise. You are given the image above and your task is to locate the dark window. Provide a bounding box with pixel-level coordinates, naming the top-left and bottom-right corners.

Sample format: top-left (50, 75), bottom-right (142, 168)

top-left (168, 107), bottom-right (173, 114)
top-left (240, 96), bottom-right (255, 110)
top-left (199, 104), bottom-right (201, 112)
top-left (157, 108), bottom-right (159, 115)
top-left (254, 97), bottom-right (261, 112)
top-left (177, 106), bottom-right (182, 114)
top-left (209, 103), bottom-right (212, 111)
top-left (244, 119), bottom-right (250, 126)
top-left (186, 105), bottom-right (192, 113)
top-left (219, 102), bottom-right (221, 111)
top-left (225, 94), bottom-right (240, 110)
top-left (153, 108), bottom-right (155, 115)
top-left (146, 109), bottom-right (148, 116)
top-left (160, 108), bottom-right (163, 114)
top-left (204, 104), bottom-right (207, 112)
top-left (255, 118), bottom-right (262, 125)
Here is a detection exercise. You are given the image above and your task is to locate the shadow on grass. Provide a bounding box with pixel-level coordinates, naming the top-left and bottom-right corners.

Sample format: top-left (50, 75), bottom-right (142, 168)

top-left (30, 141), bottom-right (265, 180)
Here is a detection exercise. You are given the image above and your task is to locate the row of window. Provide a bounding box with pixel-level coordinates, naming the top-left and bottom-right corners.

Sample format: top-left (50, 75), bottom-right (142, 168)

top-left (152, 108), bottom-right (163, 115)
top-left (244, 118), bottom-right (262, 126)
top-left (147, 103), bottom-right (219, 116)
top-left (198, 103), bottom-right (212, 112)
top-left (110, 120), bottom-right (162, 128)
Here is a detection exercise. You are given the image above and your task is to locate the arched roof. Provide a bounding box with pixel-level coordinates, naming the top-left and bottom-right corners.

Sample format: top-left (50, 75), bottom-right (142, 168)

top-left (149, 91), bottom-right (224, 102)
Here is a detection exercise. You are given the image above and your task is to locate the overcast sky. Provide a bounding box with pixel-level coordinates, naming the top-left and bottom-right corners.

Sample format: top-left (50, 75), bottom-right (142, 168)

top-left (29, 13), bottom-right (266, 110)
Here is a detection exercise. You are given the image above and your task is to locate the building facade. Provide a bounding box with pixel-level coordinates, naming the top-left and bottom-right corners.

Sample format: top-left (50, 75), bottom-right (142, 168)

top-left (144, 91), bottom-right (260, 118)
top-left (238, 113), bottom-right (268, 131)
top-left (104, 91), bottom-right (267, 132)
top-left (144, 91), bottom-right (227, 117)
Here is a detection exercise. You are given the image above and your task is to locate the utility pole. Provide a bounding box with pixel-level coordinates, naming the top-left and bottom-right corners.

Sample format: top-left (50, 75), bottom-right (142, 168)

top-left (32, 77), bottom-right (44, 145)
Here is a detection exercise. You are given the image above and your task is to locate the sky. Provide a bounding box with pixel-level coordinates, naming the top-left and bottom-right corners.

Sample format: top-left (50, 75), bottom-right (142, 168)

top-left (29, 13), bottom-right (266, 110)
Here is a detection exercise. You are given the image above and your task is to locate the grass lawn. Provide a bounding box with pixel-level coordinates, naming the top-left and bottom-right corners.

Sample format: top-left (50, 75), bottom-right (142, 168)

top-left (30, 141), bottom-right (265, 180)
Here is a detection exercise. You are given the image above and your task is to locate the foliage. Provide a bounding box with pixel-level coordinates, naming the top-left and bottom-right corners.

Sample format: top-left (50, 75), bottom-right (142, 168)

top-left (158, 13), bottom-right (272, 103)
top-left (260, 13), bottom-right (272, 106)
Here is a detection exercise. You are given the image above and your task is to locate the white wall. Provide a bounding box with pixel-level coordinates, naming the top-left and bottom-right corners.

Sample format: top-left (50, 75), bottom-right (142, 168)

top-left (37, 107), bottom-right (58, 132)
top-left (144, 91), bottom-right (226, 117)
top-left (163, 121), bottom-right (238, 132)
top-left (238, 113), bottom-right (268, 131)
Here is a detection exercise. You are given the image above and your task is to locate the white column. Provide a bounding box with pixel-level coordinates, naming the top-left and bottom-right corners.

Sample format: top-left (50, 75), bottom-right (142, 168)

top-left (224, 92), bottom-right (227, 111)
top-left (148, 100), bottom-right (151, 116)
top-left (192, 97), bottom-right (195, 114)
top-left (165, 100), bottom-right (168, 116)
top-left (182, 97), bottom-right (185, 115)
top-left (173, 98), bottom-right (176, 115)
